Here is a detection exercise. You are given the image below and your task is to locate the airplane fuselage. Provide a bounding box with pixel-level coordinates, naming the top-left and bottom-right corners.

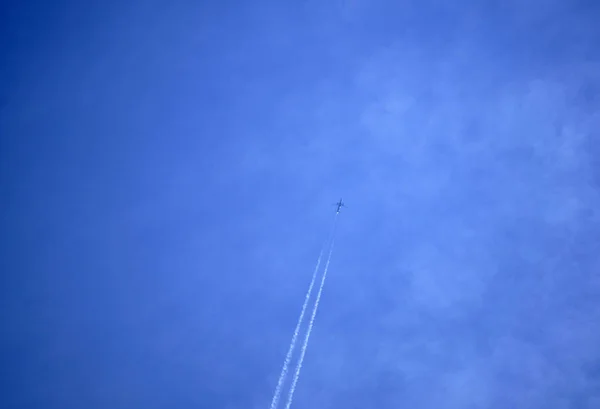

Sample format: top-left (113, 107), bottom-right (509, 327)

top-left (335, 198), bottom-right (344, 213)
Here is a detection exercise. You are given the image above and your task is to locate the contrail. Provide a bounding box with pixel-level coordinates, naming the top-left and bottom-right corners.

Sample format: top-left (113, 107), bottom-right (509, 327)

top-left (268, 248), bottom-right (324, 409)
top-left (284, 221), bottom-right (337, 409)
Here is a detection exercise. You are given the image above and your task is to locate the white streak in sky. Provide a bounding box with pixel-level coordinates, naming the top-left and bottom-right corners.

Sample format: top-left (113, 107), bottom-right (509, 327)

top-left (284, 224), bottom-right (336, 409)
top-left (268, 249), bottom-right (324, 409)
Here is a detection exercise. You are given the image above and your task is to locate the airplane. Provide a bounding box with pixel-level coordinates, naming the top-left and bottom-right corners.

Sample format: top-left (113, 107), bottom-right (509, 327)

top-left (335, 198), bottom-right (345, 213)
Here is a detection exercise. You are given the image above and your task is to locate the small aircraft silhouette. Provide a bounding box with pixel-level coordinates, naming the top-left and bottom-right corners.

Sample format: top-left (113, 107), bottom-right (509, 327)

top-left (334, 198), bottom-right (345, 213)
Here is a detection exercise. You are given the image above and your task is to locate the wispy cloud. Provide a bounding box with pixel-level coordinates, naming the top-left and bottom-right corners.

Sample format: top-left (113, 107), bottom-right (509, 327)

top-left (240, 3), bottom-right (600, 407)
top-left (4, 2), bottom-right (599, 408)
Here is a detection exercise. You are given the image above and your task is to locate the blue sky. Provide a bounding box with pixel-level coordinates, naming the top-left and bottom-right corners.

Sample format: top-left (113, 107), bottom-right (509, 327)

top-left (2, 1), bottom-right (600, 408)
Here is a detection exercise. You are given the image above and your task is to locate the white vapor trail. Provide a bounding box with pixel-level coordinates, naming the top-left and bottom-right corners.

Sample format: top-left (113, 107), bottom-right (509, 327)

top-left (268, 248), bottom-right (324, 409)
top-left (284, 224), bottom-right (336, 409)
